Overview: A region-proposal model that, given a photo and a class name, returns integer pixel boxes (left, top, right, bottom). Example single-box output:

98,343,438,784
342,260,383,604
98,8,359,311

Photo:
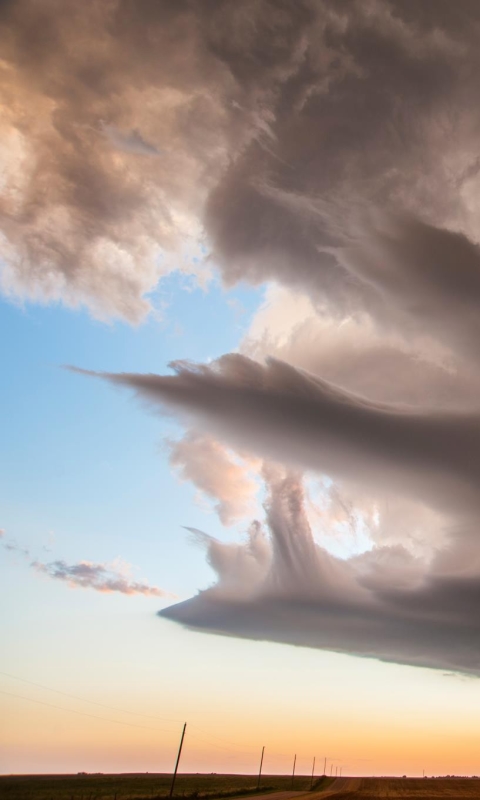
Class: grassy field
3,774,480,800
0,772,324,800
327,777,480,799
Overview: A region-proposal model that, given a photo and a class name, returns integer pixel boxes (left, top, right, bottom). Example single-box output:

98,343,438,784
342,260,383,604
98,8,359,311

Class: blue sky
1,275,262,599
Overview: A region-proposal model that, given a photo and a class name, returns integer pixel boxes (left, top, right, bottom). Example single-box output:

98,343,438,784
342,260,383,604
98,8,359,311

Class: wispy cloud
2,533,171,598
32,558,172,597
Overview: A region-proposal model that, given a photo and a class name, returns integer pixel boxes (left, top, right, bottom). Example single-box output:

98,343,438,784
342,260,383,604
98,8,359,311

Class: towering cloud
9,1,480,671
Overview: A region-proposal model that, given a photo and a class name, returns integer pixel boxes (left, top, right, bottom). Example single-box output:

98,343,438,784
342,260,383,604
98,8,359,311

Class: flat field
324,777,480,799
2,775,480,800
0,772,317,800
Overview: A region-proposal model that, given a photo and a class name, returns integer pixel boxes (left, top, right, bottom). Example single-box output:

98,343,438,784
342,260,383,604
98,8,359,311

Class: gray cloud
86,351,480,671
33,557,171,597
161,471,480,675
13,0,480,672
1,535,30,558
100,123,162,157
91,355,480,518
4,1,480,326
242,285,480,409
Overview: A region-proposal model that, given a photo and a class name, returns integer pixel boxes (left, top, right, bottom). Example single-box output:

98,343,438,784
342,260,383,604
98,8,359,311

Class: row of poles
169,723,343,797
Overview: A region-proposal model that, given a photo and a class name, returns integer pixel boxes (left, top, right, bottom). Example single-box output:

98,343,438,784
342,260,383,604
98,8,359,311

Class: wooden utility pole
257,746,265,790
323,757,327,776
169,722,187,798
291,754,297,789
310,756,316,789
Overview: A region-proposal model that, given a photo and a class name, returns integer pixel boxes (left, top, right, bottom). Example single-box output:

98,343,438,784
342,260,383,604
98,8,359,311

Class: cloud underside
100,356,480,518
161,473,480,675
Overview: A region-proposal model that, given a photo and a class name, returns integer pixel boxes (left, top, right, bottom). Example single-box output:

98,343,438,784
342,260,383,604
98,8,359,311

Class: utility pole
330,764,333,776
335,766,338,777
291,754,297,789
310,757,316,789
169,722,187,798
323,757,327,776
257,746,265,790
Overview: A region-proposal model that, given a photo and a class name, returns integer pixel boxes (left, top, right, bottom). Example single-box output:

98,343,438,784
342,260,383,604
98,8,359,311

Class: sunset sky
2,0,480,779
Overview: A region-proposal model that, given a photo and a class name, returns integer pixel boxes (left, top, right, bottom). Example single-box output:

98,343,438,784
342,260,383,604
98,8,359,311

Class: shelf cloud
77,351,480,673
161,471,480,675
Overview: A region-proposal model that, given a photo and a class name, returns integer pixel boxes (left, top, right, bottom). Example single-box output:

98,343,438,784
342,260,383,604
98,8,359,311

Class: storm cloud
4,1,480,326
15,0,480,671
81,347,480,673
95,356,480,518
161,471,480,675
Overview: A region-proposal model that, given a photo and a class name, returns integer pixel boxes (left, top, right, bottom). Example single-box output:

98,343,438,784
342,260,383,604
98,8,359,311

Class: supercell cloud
8,1,480,671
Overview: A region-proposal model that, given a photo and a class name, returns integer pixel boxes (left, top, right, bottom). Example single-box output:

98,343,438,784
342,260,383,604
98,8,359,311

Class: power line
0,670,180,724
0,690,175,732
0,670,259,753
0,671,291,762
0,670,262,752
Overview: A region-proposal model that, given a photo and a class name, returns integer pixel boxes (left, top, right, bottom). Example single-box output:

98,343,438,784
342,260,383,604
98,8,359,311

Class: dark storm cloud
160,472,480,675
337,216,480,364
3,0,480,329
89,355,480,516
13,0,480,671
81,346,480,672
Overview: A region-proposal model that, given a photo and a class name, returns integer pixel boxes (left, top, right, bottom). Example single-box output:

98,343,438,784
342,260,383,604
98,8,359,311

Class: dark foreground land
2,775,480,800
0,773,321,800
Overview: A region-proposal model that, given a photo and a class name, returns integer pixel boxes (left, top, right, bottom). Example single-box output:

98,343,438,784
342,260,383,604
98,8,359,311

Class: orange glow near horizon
2,618,480,778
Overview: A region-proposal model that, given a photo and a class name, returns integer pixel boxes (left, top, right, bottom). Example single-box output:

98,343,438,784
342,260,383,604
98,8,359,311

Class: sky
2,0,480,779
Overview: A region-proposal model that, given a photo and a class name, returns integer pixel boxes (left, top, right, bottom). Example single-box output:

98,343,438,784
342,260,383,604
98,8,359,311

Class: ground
1,775,480,800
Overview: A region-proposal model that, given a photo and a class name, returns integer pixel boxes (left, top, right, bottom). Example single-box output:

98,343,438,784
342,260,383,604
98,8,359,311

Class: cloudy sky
3,0,480,779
